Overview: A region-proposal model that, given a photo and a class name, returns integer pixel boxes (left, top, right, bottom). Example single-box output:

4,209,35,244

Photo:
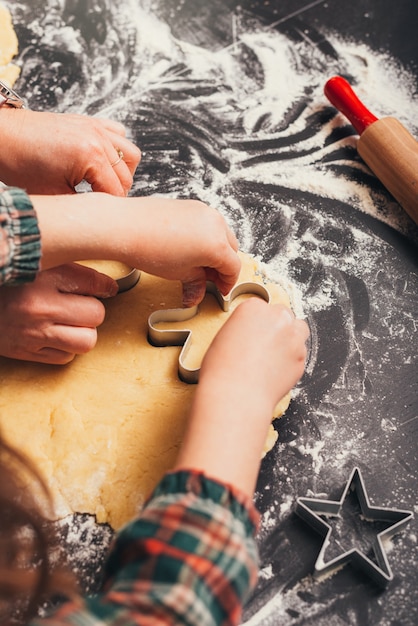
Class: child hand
33,194,240,308
175,298,310,496
200,298,309,415
122,197,242,306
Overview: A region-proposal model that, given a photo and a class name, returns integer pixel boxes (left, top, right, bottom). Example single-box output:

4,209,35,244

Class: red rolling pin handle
324,76,378,135
324,75,418,225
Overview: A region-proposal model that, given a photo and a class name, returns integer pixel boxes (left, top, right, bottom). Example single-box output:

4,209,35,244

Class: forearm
32,193,186,270
174,378,273,498
31,193,240,302
0,108,27,187
32,192,131,269
174,299,309,498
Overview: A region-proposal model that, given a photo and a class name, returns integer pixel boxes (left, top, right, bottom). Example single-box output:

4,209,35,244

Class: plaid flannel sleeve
35,470,261,626
0,184,41,285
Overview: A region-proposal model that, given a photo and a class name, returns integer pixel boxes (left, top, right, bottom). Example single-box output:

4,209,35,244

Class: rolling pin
324,75,418,225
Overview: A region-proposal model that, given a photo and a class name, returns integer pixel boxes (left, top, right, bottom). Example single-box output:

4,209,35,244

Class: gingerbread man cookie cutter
116,268,141,293
296,467,413,588
148,280,270,383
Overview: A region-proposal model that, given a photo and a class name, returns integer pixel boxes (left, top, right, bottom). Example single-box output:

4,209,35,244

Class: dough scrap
0,252,291,529
0,4,20,85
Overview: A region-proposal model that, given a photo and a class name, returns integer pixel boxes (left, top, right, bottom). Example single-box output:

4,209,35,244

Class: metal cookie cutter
148,280,270,383
116,268,141,293
296,467,413,588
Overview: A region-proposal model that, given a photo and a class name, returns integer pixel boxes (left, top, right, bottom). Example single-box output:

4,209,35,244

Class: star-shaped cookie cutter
295,467,413,587
148,280,270,383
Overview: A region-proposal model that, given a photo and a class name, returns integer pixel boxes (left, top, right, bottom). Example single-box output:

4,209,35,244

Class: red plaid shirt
33,471,260,626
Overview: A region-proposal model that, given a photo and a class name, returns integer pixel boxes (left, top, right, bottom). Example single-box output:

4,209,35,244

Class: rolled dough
0,3,20,85
0,253,291,530
0,249,290,529
0,9,293,530
0,3,296,529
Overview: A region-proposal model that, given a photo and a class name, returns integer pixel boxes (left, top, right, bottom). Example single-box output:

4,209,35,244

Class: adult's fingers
38,265,114,329
30,325,99,365
226,226,239,252
81,128,141,196
86,152,133,196
95,117,142,176
53,263,118,299
95,117,127,136
39,324,99,358
20,347,77,365
9,316,101,365
68,116,140,195
45,292,107,328
106,130,142,177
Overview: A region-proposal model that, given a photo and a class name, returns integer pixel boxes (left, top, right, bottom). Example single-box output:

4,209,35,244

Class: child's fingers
182,275,207,308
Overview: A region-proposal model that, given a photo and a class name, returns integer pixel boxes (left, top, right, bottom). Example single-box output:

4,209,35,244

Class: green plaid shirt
0,185,41,285
33,471,260,626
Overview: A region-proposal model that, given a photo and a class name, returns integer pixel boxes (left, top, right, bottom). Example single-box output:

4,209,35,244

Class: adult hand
0,263,117,364
0,108,141,196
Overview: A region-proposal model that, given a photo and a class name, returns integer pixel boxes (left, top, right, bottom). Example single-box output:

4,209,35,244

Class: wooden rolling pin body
324,76,418,225
358,117,418,224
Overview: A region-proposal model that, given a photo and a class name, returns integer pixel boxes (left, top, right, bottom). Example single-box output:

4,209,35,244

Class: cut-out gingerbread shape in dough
148,280,270,383
0,252,292,529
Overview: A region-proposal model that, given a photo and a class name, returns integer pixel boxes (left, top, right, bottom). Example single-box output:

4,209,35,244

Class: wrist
0,107,30,185
175,380,273,498
32,192,127,269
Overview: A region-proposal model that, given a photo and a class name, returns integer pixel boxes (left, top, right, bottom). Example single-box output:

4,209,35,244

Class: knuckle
115,121,127,135
80,134,104,163
188,199,210,213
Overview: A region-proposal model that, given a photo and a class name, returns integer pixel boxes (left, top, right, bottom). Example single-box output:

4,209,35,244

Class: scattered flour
6,2,418,623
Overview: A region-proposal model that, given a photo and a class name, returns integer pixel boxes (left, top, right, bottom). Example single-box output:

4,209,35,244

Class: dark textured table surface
8,1,418,624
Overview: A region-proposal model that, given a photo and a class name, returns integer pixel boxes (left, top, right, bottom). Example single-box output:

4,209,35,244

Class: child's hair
0,429,76,624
